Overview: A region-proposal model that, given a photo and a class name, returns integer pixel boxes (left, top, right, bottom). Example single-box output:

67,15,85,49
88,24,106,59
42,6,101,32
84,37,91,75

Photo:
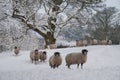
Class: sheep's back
49,55,62,66
66,53,82,64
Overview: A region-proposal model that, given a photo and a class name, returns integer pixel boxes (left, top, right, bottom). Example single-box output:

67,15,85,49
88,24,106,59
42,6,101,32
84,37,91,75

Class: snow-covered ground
0,45,120,80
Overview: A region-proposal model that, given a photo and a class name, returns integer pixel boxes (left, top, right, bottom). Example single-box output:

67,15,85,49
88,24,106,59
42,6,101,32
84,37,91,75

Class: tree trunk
44,31,56,48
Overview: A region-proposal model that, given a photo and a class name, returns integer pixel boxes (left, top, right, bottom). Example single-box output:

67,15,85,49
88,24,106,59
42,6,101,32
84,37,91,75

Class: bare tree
110,23,120,44
11,0,103,47
90,7,118,40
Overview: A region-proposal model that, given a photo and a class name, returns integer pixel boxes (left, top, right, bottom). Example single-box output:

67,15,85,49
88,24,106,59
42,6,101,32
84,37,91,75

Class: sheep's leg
53,64,56,69
50,64,53,68
31,59,33,63
68,65,71,69
35,59,38,64
56,65,59,68
50,66,53,68
81,63,83,69
35,61,37,64
15,53,17,56
53,66,55,69
77,64,79,68
49,63,53,68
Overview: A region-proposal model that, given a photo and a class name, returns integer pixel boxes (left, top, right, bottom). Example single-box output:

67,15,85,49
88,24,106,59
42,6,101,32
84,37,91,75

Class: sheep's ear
43,51,46,55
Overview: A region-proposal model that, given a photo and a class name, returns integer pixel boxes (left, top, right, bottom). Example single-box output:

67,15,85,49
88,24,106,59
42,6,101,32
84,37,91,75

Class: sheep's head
54,52,60,56
82,49,88,55
14,46,17,49
35,49,38,54
43,51,47,55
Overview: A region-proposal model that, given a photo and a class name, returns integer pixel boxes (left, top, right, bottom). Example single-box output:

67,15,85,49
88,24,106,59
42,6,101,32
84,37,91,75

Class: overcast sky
105,0,120,10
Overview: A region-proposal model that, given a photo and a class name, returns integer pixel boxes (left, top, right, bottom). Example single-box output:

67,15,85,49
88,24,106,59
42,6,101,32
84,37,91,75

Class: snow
0,45,120,80
57,12,68,22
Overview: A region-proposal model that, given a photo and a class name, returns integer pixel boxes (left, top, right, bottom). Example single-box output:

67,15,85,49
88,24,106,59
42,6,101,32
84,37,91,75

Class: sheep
39,51,47,62
100,40,112,45
49,44,57,49
107,40,112,45
44,44,57,49
101,40,107,45
83,40,88,46
14,46,19,56
91,39,98,45
76,40,83,47
49,52,62,69
30,49,40,64
65,49,88,69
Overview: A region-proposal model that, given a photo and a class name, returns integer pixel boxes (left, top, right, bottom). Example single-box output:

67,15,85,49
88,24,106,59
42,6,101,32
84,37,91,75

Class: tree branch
0,15,8,22
27,23,46,37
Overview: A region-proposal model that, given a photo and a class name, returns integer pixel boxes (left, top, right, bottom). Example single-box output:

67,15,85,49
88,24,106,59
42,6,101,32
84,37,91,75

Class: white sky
105,0,120,10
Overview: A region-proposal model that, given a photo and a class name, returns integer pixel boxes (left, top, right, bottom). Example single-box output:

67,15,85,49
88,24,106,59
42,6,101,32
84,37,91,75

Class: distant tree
90,7,118,40
0,25,8,52
110,23,120,44
11,0,103,47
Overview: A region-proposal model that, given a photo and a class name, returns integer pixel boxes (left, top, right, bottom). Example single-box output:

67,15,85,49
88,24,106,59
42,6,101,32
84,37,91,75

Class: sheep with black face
65,49,88,69
49,52,62,69
39,51,47,62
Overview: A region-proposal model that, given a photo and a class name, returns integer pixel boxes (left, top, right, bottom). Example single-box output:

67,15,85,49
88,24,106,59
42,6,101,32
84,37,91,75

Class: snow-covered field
0,45,120,80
